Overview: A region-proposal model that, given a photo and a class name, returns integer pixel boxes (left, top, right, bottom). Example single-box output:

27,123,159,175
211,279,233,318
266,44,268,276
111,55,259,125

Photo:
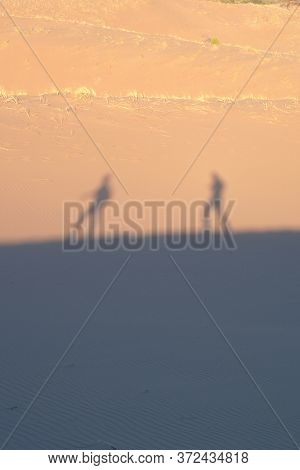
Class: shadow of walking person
79,174,112,226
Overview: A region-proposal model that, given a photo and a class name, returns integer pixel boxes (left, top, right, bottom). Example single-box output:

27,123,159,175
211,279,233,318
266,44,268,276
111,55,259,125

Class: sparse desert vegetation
209,36,221,46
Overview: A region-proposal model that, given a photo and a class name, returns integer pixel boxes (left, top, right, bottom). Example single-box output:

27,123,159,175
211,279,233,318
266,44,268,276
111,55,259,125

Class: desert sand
1,233,300,449
1,0,300,240
0,0,300,451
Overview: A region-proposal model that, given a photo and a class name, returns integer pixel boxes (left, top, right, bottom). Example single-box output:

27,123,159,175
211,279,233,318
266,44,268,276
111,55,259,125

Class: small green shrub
210,37,221,46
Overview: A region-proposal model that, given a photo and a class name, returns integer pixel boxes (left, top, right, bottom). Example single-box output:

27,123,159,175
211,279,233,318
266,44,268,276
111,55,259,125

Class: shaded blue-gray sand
0,232,299,449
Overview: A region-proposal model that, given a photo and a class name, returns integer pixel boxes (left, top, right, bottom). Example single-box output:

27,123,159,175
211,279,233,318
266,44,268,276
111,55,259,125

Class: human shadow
78,174,112,225
204,172,226,231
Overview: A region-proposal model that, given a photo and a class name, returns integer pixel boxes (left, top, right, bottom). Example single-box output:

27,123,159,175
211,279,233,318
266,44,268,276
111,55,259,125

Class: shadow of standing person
204,172,225,232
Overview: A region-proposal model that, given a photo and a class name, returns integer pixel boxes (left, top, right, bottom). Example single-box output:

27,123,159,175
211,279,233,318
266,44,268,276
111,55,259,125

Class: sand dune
1,1,300,240
0,233,299,449
1,1,300,98
1,1,300,451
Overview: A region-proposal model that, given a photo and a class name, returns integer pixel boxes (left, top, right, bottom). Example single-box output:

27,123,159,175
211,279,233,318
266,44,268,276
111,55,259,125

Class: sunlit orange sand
1,1,300,241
